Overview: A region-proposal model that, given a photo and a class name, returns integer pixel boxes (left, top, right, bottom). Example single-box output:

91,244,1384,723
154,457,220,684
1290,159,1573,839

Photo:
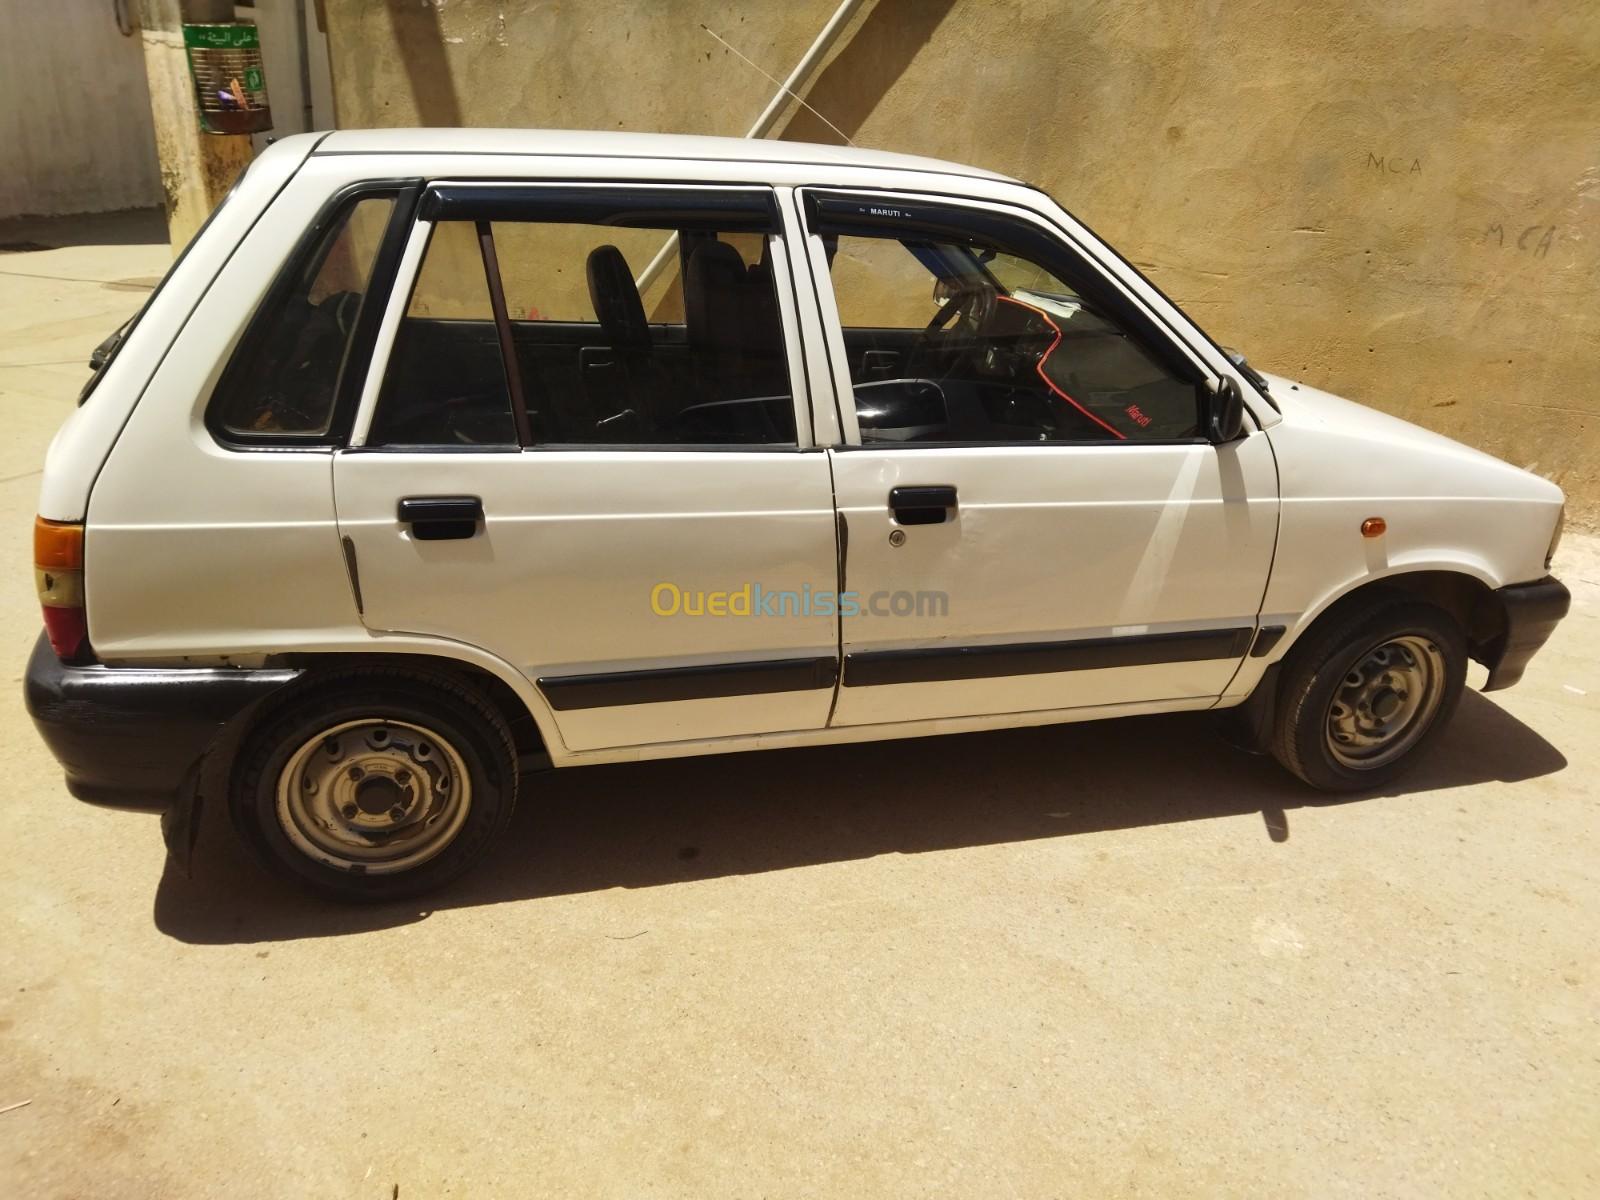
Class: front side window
372,194,795,448
210,194,397,440
818,208,1200,445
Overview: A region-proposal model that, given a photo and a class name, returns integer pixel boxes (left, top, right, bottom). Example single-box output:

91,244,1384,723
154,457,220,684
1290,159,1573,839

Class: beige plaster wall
323,0,1600,521
0,0,162,219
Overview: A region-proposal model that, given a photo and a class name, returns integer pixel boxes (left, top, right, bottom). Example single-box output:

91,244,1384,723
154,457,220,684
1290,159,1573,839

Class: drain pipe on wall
732,0,868,143
634,0,869,294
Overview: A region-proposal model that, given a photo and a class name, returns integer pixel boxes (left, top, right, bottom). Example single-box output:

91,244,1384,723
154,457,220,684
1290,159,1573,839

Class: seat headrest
685,240,752,353
585,244,649,351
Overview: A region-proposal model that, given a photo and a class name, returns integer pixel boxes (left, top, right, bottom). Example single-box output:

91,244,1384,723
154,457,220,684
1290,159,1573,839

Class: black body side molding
842,627,1254,687
538,656,839,711
1250,624,1286,658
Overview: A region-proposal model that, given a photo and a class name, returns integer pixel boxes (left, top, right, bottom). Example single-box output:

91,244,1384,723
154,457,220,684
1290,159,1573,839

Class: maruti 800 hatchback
27,131,1569,899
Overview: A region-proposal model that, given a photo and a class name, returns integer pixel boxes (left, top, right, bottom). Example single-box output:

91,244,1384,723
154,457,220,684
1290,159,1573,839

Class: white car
26,130,1569,900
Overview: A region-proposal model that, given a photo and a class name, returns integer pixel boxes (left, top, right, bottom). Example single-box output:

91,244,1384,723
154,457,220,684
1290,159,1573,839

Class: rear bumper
1482,576,1571,692
23,631,300,810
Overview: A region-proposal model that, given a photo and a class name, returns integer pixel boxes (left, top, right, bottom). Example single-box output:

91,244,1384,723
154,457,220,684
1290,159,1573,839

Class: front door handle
860,349,901,379
889,485,957,526
397,495,484,541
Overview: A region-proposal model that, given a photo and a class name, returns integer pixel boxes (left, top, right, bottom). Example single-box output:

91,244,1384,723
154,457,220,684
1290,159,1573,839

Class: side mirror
1206,376,1246,443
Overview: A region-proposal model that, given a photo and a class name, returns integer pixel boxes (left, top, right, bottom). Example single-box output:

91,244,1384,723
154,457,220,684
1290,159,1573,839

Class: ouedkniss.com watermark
651,582,948,618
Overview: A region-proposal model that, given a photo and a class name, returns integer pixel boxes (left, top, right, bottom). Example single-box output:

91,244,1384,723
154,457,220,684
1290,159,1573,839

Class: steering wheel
916,283,996,354
904,283,996,381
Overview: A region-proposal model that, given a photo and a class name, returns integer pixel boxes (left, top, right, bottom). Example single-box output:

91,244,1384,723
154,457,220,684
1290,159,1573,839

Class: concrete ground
1,220,1597,1199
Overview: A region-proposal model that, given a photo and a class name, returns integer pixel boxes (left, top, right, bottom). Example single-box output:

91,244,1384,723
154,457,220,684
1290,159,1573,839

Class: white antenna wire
700,23,857,147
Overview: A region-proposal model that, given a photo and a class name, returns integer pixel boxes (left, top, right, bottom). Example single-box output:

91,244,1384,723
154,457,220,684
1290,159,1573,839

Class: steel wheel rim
275,718,472,874
1324,634,1446,769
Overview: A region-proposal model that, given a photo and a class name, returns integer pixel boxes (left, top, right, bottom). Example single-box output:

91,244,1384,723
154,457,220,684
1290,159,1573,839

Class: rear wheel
1272,595,1467,791
229,669,518,901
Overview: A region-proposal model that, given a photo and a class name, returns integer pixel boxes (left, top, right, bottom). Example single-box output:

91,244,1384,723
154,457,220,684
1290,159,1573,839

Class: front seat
585,244,651,356
583,244,653,434
685,240,757,399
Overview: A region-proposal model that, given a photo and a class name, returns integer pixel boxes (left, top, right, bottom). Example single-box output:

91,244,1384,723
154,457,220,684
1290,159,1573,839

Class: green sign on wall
182,22,273,136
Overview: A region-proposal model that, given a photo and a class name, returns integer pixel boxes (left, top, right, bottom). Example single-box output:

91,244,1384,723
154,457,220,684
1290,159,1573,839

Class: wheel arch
1275,566,1508,673
271,651,551,764
170,644,553,873
1220,566,1506,755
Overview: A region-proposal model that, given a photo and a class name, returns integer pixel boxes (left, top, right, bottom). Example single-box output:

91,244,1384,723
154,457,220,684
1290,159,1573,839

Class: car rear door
333,182,840,753
791,188,1280,728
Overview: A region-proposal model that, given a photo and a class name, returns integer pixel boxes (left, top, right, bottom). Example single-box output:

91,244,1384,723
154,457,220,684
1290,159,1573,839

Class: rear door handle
889,485,957,526
397,495,484,541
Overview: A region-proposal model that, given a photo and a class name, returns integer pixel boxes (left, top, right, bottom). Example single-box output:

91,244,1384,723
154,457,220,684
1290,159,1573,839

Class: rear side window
209,194,398,442
369,187,795,449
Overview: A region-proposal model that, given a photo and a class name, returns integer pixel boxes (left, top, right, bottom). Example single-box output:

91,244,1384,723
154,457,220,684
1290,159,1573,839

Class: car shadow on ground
151,690,1565,944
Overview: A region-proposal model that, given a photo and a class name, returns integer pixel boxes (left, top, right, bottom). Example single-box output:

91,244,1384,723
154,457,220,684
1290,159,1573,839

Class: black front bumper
1482,575,1571,692
24,631,301,811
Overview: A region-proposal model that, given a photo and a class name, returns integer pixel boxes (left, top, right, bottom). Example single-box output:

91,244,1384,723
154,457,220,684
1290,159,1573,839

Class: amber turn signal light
34,515,83,568
34,516,88,661
1361,516,1387,538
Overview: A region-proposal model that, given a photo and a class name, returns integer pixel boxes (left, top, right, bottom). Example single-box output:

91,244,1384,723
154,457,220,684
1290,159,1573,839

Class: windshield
983,251,1077,302
1029,186,1278,412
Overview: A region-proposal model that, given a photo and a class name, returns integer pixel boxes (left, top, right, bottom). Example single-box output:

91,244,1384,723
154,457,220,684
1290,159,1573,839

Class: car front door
334,183,840,753
794,189,1279,728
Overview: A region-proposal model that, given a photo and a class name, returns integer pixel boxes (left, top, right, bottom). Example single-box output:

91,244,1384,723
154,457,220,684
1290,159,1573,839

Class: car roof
313,128,1018,185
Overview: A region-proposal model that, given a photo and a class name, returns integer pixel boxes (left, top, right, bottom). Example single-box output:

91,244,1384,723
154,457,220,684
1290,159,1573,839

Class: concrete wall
0,0,163,219
321,0,1600,522
248,0,338,152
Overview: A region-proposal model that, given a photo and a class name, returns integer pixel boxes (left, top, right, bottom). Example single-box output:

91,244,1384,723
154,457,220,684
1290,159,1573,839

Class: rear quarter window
207,191,401,444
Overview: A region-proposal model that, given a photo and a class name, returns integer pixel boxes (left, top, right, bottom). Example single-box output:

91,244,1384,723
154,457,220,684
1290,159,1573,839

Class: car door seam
824,447,847,728
1211,428,1286,705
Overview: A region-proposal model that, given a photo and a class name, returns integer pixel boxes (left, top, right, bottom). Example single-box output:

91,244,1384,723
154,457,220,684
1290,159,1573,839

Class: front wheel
229,669,518,901
1272,596,1467,791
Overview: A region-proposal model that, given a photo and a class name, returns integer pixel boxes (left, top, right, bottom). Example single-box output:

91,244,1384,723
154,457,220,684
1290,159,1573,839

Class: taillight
34,516,89,661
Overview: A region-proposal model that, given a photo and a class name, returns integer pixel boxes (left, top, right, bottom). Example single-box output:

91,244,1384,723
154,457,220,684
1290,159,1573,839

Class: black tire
229,667,518,901
1271,592,1467,791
